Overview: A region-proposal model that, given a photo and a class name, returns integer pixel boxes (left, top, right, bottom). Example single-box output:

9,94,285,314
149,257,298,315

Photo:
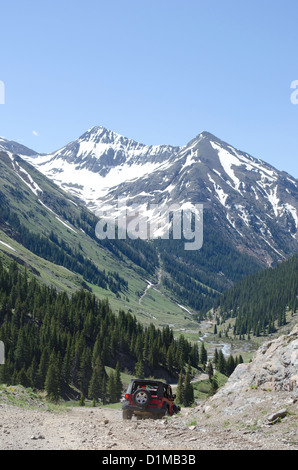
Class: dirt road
0,397,297,451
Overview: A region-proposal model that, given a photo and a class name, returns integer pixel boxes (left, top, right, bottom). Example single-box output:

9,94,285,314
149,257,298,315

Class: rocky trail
0,391,297,451
0,393,294,451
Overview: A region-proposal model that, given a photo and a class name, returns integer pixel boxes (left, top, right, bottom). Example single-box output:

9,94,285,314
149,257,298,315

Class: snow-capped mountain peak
17,127,298,264
21,127,181,204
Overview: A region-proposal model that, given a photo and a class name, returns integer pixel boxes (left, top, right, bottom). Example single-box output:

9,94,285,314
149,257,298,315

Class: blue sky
1,0,298,177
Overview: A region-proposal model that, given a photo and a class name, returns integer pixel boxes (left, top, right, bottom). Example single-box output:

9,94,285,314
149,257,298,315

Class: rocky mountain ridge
18,127,298,265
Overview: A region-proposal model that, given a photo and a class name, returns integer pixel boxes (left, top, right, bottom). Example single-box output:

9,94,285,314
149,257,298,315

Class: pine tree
135,357,145,379
88,358,102,401
176,370,184,405
115,362,123,402
45,352,60,402
62,341,72,385
226,355,236,376
17,364,30,388
183,363,194,407
214,348,219,366
200,342,208,368
78,347,92,397
108,370,117,403
27,357,38,387
166,344,174,371
14,329,29,369
101,374,107,405
206,361,214,381
189,343,199,368
210,374,218,395
216,350,226,375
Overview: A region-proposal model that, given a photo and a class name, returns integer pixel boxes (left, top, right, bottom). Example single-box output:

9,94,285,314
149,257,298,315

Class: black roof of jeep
126,379,170,393
129,379,170,386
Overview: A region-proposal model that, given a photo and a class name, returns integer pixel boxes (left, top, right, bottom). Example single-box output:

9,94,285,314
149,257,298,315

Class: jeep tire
133,389,151,407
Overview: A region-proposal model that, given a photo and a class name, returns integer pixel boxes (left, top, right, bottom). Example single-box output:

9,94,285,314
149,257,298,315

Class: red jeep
122,379,180,420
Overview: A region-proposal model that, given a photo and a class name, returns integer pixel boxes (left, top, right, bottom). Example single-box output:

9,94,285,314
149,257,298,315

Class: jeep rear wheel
133,389,151,407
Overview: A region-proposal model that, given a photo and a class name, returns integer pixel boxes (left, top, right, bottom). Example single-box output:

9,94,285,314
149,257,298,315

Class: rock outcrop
197,324,298,430
216,324,298,397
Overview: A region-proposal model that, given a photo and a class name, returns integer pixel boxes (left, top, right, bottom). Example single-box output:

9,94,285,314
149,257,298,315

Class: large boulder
216,324,298,398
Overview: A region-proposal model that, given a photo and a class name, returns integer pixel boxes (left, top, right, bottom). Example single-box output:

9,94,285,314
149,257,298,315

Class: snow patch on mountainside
29,156,165,201
207,173,229,207
210,141,242,192
284,203,298,230
38,199,77,233
6,152,43,196
0,241,16,252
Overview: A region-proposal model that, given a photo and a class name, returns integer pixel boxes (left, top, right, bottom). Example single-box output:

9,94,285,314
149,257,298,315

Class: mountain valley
0,127,297,415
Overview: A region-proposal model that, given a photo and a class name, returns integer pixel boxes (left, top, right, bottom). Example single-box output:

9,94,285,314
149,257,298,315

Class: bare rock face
199,324,298,426
194,325,298,444
252,324,298,393
216,324,298,398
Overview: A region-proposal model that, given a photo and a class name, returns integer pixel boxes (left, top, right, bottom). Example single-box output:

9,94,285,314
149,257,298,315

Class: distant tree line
213,254,298,337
